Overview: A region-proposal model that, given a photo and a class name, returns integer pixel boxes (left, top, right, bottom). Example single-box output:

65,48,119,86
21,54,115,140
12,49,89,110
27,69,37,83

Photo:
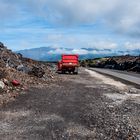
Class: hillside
17,47,119,61
0,42,55,105
80,55,140,73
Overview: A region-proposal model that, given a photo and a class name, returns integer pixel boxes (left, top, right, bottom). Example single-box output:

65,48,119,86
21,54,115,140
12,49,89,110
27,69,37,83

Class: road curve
89,68,140,87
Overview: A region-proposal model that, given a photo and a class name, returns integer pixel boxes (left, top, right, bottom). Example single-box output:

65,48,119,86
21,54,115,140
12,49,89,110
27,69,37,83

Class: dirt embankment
0,42,56,105
80,55,140,73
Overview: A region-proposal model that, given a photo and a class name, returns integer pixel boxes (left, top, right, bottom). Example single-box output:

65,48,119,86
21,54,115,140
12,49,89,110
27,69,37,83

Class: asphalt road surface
0,68,140,140
89,68,140,87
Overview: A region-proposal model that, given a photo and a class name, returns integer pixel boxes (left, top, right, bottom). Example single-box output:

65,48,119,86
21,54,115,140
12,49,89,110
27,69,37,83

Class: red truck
57,54,79,74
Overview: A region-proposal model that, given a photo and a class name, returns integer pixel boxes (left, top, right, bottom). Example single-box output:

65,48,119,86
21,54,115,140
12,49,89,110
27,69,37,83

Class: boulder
0,81,5,89
0,69,7,79
0,42,5,48
28,66,45,78
17,64,31,73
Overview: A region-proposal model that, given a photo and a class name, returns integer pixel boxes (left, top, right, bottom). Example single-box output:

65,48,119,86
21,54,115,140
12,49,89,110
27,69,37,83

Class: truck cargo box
57,54,79,74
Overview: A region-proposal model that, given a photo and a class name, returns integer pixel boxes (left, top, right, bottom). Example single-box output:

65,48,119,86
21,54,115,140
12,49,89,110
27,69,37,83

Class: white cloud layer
48,47,115,55
48,48,89,55
0,0,140,53
125,42,140,50
1,0,140,35
0,0,18,20
25,0,140,36
87,41,117,50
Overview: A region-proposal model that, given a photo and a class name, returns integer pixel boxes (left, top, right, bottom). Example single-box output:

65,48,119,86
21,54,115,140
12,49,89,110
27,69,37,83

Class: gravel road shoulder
0,68,140,140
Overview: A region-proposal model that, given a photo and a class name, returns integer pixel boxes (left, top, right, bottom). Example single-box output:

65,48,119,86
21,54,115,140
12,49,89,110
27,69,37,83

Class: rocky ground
0,42,56,106
80,55,140,73
0,68,140,140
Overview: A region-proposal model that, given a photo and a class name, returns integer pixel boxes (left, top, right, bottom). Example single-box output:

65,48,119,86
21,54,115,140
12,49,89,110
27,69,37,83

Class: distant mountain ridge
17,47,140,61
17,47,58,61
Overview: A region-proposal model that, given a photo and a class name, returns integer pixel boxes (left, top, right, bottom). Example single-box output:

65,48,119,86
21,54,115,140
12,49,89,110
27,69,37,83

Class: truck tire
62,70,65,74
73,67,78,74
68,70,71,74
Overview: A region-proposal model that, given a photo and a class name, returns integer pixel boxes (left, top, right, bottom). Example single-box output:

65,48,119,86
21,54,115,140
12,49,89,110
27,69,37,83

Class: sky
0,0,140,55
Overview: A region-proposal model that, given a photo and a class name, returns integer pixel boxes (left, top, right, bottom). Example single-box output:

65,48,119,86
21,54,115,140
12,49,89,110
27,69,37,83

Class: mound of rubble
0,42,56,105
81,55,140,73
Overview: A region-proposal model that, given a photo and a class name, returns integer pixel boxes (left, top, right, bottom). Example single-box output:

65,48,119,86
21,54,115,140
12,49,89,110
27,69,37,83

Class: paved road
89,68,140,87
0,68,140,140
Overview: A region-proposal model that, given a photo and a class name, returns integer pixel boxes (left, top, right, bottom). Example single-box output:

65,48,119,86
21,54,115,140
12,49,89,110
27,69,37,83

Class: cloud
0,0,21,21
46,34,63,42
87,41,117,50
71,49,89,55
45,33,118,50
106,0,140,36
125,42,140,50
48,44,115,55
26,0,140,36
1,0,140,36
48,48,69,54
28,0,117,23
0,0,140,55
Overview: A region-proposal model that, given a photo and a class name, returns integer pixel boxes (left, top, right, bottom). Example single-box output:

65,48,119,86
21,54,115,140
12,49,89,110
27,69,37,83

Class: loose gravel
0,68,139,140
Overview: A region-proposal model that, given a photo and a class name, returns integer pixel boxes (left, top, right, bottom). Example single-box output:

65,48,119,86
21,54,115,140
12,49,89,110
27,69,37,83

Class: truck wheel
75,71,78,74
73,67,78,74
62,70,65,74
